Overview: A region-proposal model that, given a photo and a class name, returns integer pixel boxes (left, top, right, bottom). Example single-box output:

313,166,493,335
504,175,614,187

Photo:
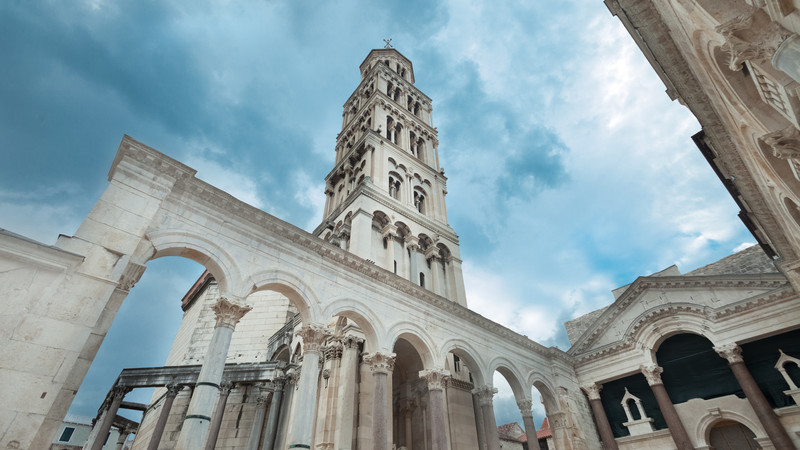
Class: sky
0,0,756,433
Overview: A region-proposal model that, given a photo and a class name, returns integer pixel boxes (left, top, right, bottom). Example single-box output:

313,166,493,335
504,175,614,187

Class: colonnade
83,292,554,450
583,343,795,450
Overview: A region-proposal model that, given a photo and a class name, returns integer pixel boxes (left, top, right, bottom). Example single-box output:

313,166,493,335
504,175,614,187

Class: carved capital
714,343,744,364
296,324,331,355
472,385,498,406
582,383,602,400
548,411,568,429
364,352,396,374
381,224,398,240
165,384,181,398
256,394,270,406
220,381,234,395
212,297,252,329
516,399,534,417
342,334,363,350
640,365,664,386
419,369,450,391
762,126,800,160
716,12,792,70
425,246,440,262
324,340,343,361
405,235,419,251
117,262,146,292
111,385,131,399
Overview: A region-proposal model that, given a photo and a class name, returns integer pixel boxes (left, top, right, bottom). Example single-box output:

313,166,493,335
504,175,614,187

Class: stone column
204,381,233,450
382,225,397,273
364,352,396,450
473,386,500,450
715,344,795,449
471,392,487,450
406,236,419,284
516,399,541,450
147,384,181,450
582,383,618,450
287,324,331,450
176,297,251,450
365,146,375,182
426,250,442,296
88,386,130,450
261,378,285,450
323,186,333,217
114,427,133,450
247,388,271,450
641,365,692,450
335,335,363,450
420,369,450,450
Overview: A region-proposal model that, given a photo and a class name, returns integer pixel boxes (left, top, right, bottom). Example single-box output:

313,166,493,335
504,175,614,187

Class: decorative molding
516,399,534,417
296,324,331,355
582,383,602,400
419,369,450,391
341,334,363,350
472,385,498,406
716,12,792,71
762,126,800,161
117,261,146,292
212,297,252,329
640,365,664,386
364,352,396,374
714,343,744,364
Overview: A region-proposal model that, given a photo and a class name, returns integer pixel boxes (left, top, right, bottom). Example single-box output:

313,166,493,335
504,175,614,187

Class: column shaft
146,386,179,450
261,383,284,450
247,392,270,450
588,398,618,450
334,336,361,450
472,394,487,450
649,383,693,450
427,389,448,450
204,385,232,450
729,361,794,449
175,298,250,450
373,372,390,450
430,257,443,296
481,403,501,450
287,325,330,449
90,387,128,450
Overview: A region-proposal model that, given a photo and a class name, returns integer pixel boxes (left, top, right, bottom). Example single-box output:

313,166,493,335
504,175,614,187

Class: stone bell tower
313,48,467,306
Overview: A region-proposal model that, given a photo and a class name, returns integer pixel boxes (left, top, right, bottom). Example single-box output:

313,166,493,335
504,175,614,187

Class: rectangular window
454,355,461,372
59,427,75,442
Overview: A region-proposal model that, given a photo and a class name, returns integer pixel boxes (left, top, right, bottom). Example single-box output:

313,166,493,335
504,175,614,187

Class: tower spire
313,48,467,306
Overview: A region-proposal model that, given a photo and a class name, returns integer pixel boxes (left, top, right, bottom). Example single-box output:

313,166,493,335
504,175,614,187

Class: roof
497,422,526,441
537,417,552,439
685,245,777,276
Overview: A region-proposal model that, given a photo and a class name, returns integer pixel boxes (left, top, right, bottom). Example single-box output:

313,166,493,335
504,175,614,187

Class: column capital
296,324,331,355
516,399,533,418
110,385,131,400
323,340,343,361
640,364,664,386
341,334,364,350
364,351,396,375
472,385,498,406
405,235,419,250
419,369,450,391
582,383,602,400
381,223,398,239
219,381,234,395
212,297,252,329
714,343,744,364
165,384,181,397
256,394,270,406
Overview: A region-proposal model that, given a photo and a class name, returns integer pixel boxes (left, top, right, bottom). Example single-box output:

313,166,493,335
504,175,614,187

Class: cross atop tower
383,38,393,49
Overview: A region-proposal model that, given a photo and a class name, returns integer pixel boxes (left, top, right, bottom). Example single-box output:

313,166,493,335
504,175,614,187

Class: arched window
388,175,402,201
394,123,402,146
419,272,425,288
386,117,394,140
387,81,393,97
413,101,420,116
413,190,425,214
409,132,417,157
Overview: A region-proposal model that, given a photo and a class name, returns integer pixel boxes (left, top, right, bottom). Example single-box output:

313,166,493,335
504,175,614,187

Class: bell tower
313,48,467,306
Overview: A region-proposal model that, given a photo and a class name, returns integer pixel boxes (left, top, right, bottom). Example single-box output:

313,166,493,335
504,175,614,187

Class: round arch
628,307,718,364
487,356,528,400
146,229,242,296
439,338,488,386
322,298,385,352
387,322,437,368
695,409,767,448
246,269,322,324
527,372,560,413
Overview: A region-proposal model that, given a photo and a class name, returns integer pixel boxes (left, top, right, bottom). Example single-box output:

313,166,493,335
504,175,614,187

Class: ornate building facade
3,4,800,448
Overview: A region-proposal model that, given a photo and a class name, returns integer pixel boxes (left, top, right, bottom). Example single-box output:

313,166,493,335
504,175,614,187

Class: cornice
570,282,796,363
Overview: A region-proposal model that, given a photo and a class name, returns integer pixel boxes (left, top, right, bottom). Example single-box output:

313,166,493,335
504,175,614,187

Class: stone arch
387,323,436,368
695,410,767,448
146,229,242,296
322,298,385,352
270,344,291,363
246,269,321,324
439,338,488,386
487,356,528,400
528,372,560,413
629,307,718,364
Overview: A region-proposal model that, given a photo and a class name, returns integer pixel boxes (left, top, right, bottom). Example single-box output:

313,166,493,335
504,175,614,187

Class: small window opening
453,355,461,372
393,260,397,274
420,272,425,288
59,427,75,442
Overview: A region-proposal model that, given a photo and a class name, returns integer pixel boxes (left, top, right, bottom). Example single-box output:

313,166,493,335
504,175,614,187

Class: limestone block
10,314,91,354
